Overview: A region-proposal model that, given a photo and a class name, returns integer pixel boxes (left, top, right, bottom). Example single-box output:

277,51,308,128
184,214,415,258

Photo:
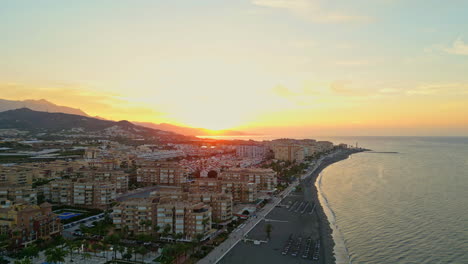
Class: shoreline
302,148,366,264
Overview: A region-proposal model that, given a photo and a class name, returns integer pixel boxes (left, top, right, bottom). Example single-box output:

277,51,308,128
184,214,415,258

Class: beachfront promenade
198,153,333,264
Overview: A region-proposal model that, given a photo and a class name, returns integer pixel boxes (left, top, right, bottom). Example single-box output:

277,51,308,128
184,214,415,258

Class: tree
45,247,67,264
162,224,171,238
265,223,273,240
14,258,32,264
65,240,79,262
135,246,148,262
202,218,210,234
123,247,133,261
18,245,39,260
0,256,9,264
174,232,184,241
104,233,121,260
117,245,126,260
82,252,92,262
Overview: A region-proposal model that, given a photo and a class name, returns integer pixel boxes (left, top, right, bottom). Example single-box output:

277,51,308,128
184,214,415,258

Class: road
197,152,336,264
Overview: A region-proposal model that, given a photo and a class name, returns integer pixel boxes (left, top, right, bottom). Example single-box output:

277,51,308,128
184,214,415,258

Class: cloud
251,0,371,23
443,38,468,55
334,60,370,66
406,83,468,95
330,80,355,94
272,85,296,97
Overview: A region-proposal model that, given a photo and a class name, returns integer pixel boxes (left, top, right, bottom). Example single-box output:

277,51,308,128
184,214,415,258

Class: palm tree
19,245,39,261
117,245,126,260
174,232,184,241
45,247,67,264
91,243,99,257
123,247,133,261
265,223,273,240
202,218,210,233
82,252,92,262
65,240,79,262
135,246,148,262
162,224,171,238
14,258,32,264
104,233,121,260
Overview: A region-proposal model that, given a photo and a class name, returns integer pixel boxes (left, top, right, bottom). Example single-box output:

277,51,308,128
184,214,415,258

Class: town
0,124,349,264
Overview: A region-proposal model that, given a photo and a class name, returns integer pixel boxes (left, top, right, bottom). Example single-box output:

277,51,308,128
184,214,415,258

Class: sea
315,136,468,264
200,135,468,264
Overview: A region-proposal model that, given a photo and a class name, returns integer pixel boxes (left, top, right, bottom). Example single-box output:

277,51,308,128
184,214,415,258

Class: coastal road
198,151,338,264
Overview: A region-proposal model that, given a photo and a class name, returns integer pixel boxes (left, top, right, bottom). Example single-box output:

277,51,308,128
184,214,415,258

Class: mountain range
0,108,195,142
0,98,249,136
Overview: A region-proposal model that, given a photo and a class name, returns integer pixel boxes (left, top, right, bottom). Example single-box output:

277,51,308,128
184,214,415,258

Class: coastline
303,149,366,264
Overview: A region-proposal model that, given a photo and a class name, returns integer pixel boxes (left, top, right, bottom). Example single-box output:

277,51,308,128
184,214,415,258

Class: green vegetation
32,178,55,188
45,247,67,264
263,160,309,183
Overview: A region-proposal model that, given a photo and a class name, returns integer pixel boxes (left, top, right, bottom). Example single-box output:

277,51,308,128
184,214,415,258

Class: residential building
137,161,187,186
112,198,157,234
219,168,277,192
0,185,37,205
0,202,61,248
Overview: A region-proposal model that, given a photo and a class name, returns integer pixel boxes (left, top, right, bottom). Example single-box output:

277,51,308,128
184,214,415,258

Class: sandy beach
219,148,364,264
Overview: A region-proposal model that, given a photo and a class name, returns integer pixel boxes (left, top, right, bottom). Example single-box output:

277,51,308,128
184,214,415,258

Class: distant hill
0,98,89,116
0,98,251,137
133,121,250,136
0,108,190,140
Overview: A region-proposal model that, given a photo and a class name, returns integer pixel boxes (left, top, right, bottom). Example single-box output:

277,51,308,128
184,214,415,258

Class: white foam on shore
316,171,352,264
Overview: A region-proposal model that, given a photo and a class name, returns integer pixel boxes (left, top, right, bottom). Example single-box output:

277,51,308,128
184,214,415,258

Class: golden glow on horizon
1,1,468,135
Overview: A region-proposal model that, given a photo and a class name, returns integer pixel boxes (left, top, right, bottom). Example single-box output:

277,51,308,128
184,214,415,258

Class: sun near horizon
1,1,468,136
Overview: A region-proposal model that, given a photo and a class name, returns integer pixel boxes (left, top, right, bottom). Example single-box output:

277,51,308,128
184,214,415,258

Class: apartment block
236,145,267,158
220,168,277,192
0,185,37,205
0,166,34,186
79,169,129,194
112,198,157,234
73,180,116,209
271,145,306,162
137,161,187,186
0,202,61,248
48,180,74,205
220,180,257,203
189,193,233,222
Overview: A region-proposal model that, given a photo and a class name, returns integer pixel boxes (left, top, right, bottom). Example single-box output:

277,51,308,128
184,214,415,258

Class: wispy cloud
334,60,370,66
406,83,468,95
251,0,372,23
443,38,468,55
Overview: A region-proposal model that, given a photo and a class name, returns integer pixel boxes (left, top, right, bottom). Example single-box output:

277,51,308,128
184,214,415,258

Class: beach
219,148,364,264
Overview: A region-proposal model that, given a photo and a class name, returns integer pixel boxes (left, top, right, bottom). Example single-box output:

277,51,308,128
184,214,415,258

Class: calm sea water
315,137,468,264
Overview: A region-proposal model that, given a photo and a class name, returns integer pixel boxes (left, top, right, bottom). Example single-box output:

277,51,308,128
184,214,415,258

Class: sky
1,0,468,136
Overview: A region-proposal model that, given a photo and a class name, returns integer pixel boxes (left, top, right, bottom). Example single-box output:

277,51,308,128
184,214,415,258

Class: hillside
0,108,190,141
0,98,89,116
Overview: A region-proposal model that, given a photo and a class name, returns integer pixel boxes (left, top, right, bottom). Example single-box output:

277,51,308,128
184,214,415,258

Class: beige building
48,180,74,205
137,161,187,186
189,193,233,222
0,185,37,205
0,202,61,248
112,198,157,234
219,168,277,192
0,166,34,186
79,169,129,194
73,180,116,209
271,145,306,162
114,198,212,239
44,179,116,209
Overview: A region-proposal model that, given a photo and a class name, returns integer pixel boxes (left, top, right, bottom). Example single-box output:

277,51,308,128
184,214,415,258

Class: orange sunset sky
1,1,468,136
